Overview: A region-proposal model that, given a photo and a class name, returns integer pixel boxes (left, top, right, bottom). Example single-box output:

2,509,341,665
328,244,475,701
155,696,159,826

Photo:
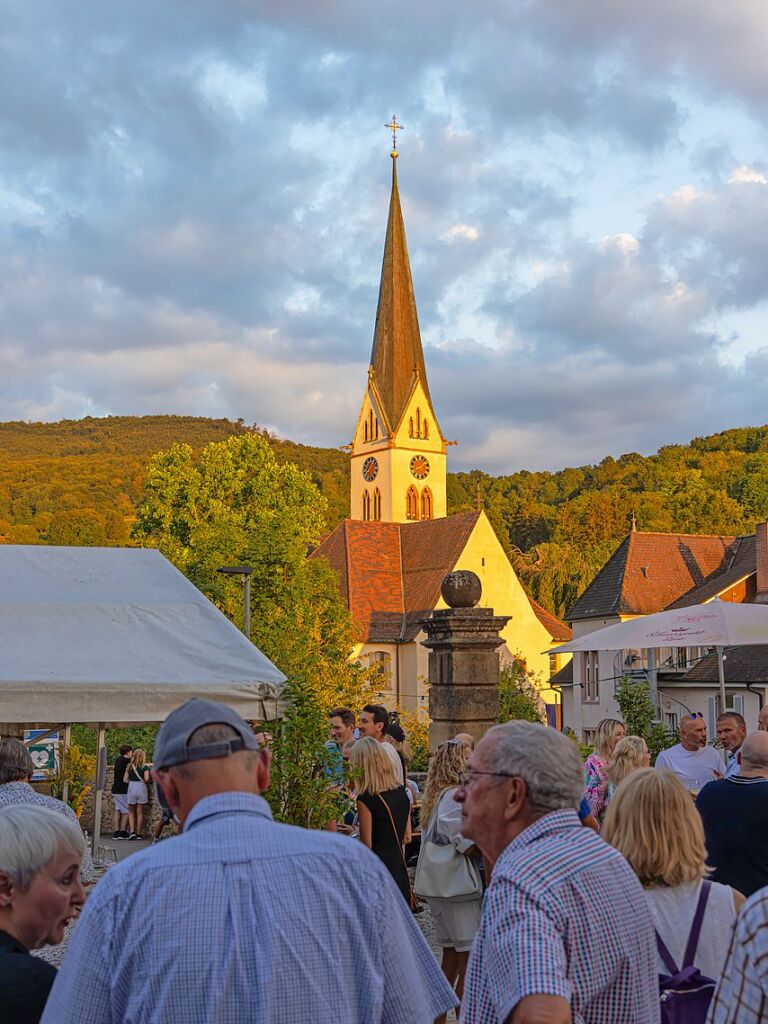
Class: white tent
0,545,286,723
0,545,287,850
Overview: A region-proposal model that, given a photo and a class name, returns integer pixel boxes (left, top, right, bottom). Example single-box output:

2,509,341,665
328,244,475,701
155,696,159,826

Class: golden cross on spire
385,115,404,154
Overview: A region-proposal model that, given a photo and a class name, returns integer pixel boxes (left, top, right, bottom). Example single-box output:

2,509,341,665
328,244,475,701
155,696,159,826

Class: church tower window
362,490,371,521
372,488,381,521
409,416,414,438
420,487,433,520
366,409,378,442
406,486,418,520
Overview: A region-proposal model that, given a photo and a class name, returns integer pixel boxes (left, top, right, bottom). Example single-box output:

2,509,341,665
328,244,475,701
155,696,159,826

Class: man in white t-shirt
655,714,723,791
358,704,404,785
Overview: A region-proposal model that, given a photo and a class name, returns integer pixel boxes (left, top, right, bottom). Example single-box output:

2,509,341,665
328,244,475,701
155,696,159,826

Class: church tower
350,128,447,523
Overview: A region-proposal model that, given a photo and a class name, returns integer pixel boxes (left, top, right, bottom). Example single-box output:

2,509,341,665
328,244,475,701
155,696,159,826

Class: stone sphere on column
440,570,482,609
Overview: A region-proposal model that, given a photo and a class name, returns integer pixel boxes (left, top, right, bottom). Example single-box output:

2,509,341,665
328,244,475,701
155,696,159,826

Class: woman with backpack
603,768,744,1022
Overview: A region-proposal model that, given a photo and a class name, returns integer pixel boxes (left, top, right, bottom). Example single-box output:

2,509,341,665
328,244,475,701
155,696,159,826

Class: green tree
498,661,545,723
131,434,371,825
614,676,675,762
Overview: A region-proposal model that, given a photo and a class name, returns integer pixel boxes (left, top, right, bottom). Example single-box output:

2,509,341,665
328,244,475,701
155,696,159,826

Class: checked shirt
461,809,659,1024
41,791,456,1024
707,888,768,1022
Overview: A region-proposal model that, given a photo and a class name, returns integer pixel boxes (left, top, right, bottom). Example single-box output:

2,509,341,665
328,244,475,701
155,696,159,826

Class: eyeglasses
457,770,519,788
690,712,704,719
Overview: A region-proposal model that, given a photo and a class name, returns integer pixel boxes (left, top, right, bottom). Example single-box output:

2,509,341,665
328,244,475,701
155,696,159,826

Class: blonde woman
123,748,150,840
606,735,650,801
603,769,743,985
583,718,625,824
418,740,481,1023
349,738,411,904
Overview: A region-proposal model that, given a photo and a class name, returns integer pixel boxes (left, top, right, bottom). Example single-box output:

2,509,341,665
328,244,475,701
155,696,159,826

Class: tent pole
62,724,71,806
92,724,106,857
716,645,727,716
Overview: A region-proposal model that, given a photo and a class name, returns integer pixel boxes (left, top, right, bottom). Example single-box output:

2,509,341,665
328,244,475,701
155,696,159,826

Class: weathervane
385,115,404,155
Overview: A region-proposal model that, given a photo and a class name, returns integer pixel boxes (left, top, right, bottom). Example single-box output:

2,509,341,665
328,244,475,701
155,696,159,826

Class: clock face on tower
410,455,430,480
362,457,379,482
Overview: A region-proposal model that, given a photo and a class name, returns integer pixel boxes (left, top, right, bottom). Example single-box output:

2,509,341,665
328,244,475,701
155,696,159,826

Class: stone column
422,571,509,751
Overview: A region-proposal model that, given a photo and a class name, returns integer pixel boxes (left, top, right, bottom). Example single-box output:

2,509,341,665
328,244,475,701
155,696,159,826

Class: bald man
655,714,722,791
697,731,768,897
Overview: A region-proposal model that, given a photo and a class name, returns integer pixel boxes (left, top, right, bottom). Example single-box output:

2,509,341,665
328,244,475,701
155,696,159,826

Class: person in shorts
112,745,132,839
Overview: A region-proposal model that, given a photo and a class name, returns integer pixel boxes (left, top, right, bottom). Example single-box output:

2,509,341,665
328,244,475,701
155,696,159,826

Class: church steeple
369,151,432,433
349,127,447,525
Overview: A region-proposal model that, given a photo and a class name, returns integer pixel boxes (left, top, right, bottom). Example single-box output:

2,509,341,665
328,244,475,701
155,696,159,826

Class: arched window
420,487,433,520
406,486,418,520
372,488,381,521
409,416,414,438
362,490,371,521
364,420,369,442
423,419,429,439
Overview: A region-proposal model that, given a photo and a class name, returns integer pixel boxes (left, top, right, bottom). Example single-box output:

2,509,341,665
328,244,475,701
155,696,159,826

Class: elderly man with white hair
456,722,659,1024
0,804,86,1023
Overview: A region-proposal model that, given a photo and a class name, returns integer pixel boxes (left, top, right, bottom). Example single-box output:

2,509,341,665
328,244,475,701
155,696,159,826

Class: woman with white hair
0,803,85,1022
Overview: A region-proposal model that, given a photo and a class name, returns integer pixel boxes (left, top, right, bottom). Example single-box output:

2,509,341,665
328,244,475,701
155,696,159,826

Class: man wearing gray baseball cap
42,698,456,1024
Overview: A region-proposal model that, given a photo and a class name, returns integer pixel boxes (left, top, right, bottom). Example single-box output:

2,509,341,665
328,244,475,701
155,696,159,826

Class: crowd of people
3,699,768,1021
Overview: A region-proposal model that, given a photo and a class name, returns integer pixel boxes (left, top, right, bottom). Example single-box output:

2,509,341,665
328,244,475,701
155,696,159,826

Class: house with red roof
556,522,768,741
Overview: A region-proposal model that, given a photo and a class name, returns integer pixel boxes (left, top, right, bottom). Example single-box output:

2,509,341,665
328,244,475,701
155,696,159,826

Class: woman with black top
0,804,85,1023
124,748,150,840
350,738,411,903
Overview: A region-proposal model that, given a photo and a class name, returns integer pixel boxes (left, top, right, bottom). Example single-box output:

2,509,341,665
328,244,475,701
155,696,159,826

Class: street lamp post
216,565,254,640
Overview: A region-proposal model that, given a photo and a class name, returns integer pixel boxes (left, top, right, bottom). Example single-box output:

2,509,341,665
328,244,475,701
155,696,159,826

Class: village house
557,521,768,742
312,145,570,715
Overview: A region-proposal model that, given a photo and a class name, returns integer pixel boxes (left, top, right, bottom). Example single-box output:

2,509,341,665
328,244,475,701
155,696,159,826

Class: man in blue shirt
42,699,456,1024
716,711,747,778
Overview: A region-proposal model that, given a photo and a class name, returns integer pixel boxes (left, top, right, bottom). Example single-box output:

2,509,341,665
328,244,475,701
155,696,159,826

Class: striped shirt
41,791,456,1024
461,809,659,1024
707,887,768,1023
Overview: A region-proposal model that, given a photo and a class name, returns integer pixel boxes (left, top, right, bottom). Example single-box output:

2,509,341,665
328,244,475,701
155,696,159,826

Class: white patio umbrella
549,599,768,713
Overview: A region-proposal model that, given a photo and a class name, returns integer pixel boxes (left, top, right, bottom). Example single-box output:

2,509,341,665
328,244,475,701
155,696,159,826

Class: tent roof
0,546,286,724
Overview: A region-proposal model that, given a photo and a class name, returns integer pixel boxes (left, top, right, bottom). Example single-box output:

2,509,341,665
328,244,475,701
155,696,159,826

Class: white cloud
729,165,768,185
443,223,480,243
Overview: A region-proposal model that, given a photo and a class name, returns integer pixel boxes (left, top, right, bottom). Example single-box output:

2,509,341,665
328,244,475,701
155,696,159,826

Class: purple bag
656,881,717,1024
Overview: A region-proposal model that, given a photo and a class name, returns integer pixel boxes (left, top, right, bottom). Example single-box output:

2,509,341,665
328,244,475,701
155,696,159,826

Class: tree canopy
2,414,768,620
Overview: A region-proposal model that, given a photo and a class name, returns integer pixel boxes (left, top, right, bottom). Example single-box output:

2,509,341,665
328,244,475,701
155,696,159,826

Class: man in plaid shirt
708,887,768,1022
456,721,659,1024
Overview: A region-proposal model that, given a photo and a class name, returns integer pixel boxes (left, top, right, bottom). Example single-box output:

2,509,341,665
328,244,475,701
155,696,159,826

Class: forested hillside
1,415,767,619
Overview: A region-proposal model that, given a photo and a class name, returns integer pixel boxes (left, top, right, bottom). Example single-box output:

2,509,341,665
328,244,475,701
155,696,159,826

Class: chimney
755,523,768,603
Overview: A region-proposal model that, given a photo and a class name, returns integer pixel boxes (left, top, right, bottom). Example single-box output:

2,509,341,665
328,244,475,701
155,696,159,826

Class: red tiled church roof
312,511,570,645
528,596,572,641
568,531,745,621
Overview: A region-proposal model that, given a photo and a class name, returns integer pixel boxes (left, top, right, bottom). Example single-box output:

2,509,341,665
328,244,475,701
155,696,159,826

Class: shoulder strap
378,793,404,845
655,932,680,976
682,881,711,968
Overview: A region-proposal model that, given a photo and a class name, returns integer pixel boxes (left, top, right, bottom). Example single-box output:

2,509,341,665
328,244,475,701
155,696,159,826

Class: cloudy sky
2,1,768,473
